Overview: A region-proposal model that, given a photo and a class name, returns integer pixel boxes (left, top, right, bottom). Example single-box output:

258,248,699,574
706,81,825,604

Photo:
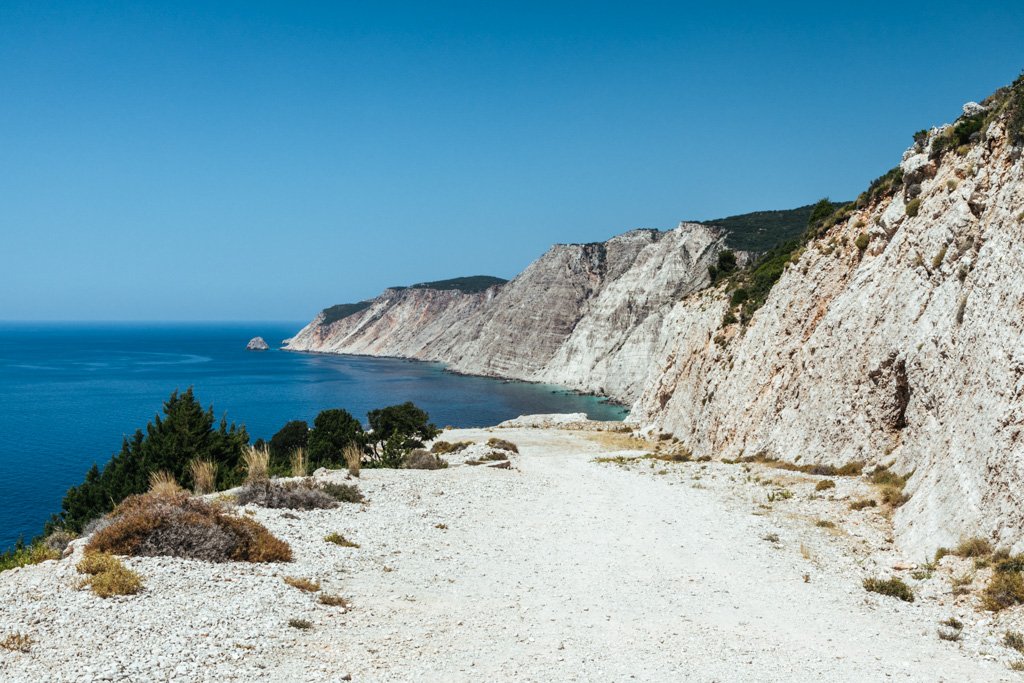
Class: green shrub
325,532,359,548
49,388,250,534
0,540,60,573
863,577,914,602
984,571,1024,611
953,537,993,558
854,232,870,252
308,409,364,469
320,482,365,504
906,198,922,217
77,552,143,598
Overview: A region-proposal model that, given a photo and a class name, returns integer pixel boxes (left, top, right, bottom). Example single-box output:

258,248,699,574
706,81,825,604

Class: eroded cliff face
631,112,1024,555
285,224,730,404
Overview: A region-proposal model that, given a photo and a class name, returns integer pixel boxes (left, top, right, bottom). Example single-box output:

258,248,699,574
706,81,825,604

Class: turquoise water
0,322,625,549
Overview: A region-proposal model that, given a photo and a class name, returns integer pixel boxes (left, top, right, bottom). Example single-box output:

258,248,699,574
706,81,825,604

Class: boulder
246,336,269,351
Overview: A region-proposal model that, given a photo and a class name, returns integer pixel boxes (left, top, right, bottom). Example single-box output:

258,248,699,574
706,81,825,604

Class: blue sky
2,1,1022,321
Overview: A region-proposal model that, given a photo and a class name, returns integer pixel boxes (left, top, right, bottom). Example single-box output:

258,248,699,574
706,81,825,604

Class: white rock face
632,120,1024,556
285,223,730,404
246,336,269,351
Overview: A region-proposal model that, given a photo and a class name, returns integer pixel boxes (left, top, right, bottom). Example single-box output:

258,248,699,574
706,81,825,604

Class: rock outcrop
246,337,269,351
289,77,1024,554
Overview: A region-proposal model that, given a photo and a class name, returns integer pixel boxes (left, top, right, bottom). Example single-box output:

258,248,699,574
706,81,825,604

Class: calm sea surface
0,322,625,549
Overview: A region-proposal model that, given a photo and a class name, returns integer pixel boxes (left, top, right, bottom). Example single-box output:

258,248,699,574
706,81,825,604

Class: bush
320,482,364,504
906,198,922,217
50,388,250,534
0,540,61,573
486,438,519,453
77,552,143,598
288,619,312,630
854,232,870,252
815,479,835,491
86,490,291,563
269,420,309,468
308,409,364,469
850,499,877,511
983,571,1024,611
1006,632,1024,653
879,485,909,507
236,480,339,510
953,537,993,558
404,449,448,470
863,577,914,602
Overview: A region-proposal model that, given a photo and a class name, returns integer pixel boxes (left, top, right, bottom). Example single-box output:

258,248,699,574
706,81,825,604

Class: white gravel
1,423,1020,681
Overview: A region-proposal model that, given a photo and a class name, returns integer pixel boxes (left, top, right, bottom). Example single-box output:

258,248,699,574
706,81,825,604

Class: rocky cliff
286,224,732,403
289,77,1024,554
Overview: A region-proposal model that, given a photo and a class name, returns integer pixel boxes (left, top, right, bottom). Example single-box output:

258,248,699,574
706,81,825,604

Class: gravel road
0,425,1015,681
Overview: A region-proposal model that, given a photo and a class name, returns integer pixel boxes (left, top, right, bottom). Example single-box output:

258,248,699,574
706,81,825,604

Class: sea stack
246,336,269,351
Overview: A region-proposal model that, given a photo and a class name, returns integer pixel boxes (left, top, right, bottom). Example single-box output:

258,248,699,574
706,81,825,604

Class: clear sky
2,1,1022,321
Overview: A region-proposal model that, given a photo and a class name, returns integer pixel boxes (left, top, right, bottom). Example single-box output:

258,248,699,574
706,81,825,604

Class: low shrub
319,593,349,608
283,576,320,592
850,499,877,511
1005,631,1024,653
288,619,312,630
320,482,364,504
0,632,33,653
879,484,909,507
404,449,448,470
815,479,836,491
431,441,472,455
236,480,339,510
85,490,291,563
996,554,1024,573
941,617,963,630
863,576,914,602
0,541,60,573
906,198,922,217
984,570,1024,611
815,519,836,528
76,551,143,598
486,437,519,453
325,532,358,548
953,537,993,558
854,232,871,252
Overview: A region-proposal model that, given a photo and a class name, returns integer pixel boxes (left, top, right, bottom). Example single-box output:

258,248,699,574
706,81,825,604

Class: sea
0,322,626,549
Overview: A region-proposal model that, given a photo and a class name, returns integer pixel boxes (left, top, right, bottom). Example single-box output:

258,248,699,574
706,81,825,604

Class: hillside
699,201,848,252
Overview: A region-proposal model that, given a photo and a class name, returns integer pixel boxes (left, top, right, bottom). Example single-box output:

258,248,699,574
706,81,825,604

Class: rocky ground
2,418,1023,681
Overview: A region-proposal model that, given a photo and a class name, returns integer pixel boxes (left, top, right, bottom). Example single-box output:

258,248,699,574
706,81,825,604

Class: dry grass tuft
189,459,218,495
0,632,33,653
76,551,143,598
863,576,914,602
318,593,349,608
342,444,362,478
148,470,182,497
850,498,877,511
288,618,312,630
325,532,359,548
815,479,836,491
86,490,291,563
283,576,320,592
289,448,307,478
585,431,652,452
242,444,271,483
815,519,836,528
